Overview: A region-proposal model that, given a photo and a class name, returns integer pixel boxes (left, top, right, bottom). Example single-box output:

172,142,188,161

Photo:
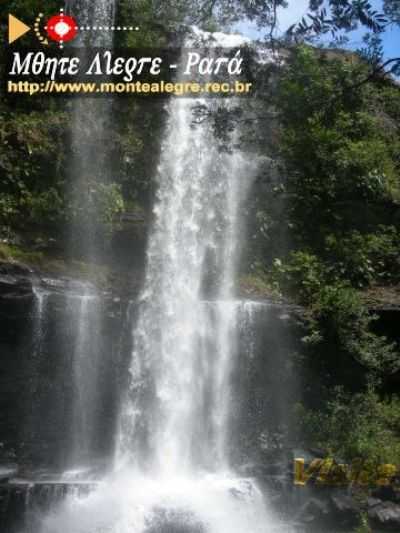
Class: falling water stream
63,0,115,469
35,22,293,533
117,102,256,474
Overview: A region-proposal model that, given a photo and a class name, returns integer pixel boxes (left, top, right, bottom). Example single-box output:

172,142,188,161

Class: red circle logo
46,14,78,43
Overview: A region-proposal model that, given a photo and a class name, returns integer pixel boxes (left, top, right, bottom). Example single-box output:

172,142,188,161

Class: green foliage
239,266,278,298
0,242,113,287
292,0,388,37
117,0,290,39
121,0,393,43
354,513,372,533
297,387,400,465
271,227,400,301
114,99,166,203
278,47,400,239
0,195,19,224
4,0,60,19
0,108,68,228
323,227,400,287
273,46,400,289
0,242,45,265
291,0,400,78
273,50,400,466
308,285,399,376
271,251,324,303
384,0,400,25
69,182,124,232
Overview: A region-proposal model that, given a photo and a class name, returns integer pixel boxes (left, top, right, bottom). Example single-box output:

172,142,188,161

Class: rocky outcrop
0,480,96,533
0,262,34,301
255,455,400,532
0,262,133,471
368,501,400,530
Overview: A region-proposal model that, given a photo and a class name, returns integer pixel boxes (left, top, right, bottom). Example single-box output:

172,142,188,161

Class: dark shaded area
0,276,133,471
229,303,303,467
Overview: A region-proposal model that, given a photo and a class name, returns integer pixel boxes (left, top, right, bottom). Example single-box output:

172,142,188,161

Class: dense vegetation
245,45,400,473
1,0,167,261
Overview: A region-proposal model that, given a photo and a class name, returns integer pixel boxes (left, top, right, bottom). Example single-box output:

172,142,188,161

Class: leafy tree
308,285,399,376
297,387,400,464
275,46,400,257
291,0,388,36
288,1,400,77
384,0,400,24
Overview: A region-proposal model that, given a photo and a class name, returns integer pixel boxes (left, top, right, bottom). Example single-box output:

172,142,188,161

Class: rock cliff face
0,260,306,530
0,262,132,470
0,262,36,468
0,263,304,470
0,261,35,300
1,261,400,532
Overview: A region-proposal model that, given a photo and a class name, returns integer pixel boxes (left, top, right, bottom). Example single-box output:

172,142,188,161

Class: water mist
39,27,290,533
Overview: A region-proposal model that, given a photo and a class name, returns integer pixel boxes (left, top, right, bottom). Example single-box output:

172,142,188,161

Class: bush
308,285,399,376
324,226,400,287
354,513,372,533
69,182,124,233
270,251,324,303
276,46,400,252
296,387,400,465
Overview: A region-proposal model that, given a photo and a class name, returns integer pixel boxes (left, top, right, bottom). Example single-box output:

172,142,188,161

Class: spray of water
66,290,102,466
39,28,288,533
61,0,116,469
117,91,258,475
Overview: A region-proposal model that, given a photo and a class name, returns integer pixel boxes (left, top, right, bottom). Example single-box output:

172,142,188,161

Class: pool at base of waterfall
38,472,290,533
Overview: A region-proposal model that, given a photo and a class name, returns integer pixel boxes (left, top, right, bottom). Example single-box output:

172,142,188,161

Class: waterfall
65,289,102,468
38,29,291,533
116,29,259,476
117,92,258,474
32,286,47,360
24,287,49,454
66,0,115,260
66,0,115,46
62,0,116,468
23,283,108,469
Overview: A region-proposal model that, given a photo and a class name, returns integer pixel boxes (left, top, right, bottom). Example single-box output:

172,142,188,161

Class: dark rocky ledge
0,476,97,533
1,469,400,532
240,455,400,532
0,262,35,301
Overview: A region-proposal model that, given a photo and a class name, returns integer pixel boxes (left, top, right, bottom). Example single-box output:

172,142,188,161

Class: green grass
0,242,45,265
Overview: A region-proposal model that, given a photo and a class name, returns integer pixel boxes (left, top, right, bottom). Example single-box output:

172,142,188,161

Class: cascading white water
116,29,260,478
27,283,105,469
66,290,102,467
66,0,115,46
40,302,290,533
117,91,258,475
24,287,49,449
63,0,115,469
32,286,47,359
39,30,292,533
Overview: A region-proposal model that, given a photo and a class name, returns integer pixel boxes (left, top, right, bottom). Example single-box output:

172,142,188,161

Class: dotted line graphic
77,26,140,31
34,12,48,44
39,8,140,49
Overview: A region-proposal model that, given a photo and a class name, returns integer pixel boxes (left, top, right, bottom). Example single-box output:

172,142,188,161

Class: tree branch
268,0,278,46
347,57,400,91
